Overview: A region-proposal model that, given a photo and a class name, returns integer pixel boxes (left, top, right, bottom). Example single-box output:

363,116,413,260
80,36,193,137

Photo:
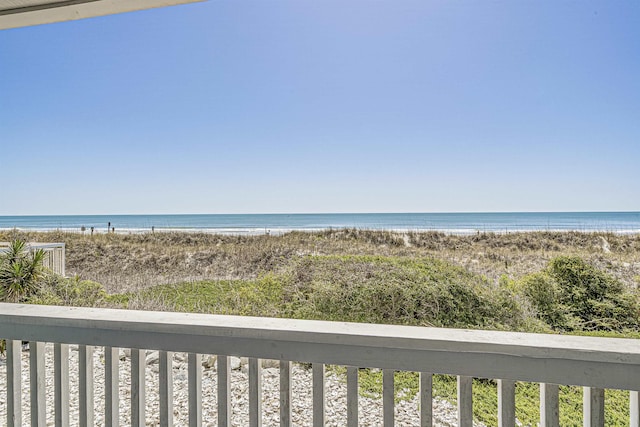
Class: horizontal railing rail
1,303,639,426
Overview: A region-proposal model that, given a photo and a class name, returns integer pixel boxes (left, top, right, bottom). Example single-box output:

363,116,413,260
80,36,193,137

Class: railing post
30,341,46,426
583,387,605,427
457,376,473,427
60,244,66,276
188,353,202,427
313,363,325,427
131,349,146,427
218,355,231,427
159,351,173,427
540,383,559,427
631,391,639,427
6,339,22,427
498,379,516,427
249,358,262,427
347,366,359,427
280,360,292,427
29,341,47,426
79,345,95,427
54,343,70,427
420,372,433,427
105,347,120,427
383,369,395,427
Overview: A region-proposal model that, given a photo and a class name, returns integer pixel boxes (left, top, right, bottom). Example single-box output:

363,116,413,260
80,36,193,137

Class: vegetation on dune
1,230,639,426
122,275,284,316
27,274,111,307
3,228,639,294
107,252,639,335
281,255,527,329
116,255,532,330
513,256,640,332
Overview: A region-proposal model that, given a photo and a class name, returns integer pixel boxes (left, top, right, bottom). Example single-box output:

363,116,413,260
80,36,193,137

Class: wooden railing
1,303,639,426
0,242,65,276
35,243,66,276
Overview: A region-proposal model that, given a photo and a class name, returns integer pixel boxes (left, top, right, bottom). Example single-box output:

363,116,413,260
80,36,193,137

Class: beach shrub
516,272,570,328
516,256,640,331
0,239,47,302
282,255,527,329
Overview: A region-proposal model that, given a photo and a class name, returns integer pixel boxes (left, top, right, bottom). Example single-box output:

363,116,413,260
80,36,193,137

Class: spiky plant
0,239,46,302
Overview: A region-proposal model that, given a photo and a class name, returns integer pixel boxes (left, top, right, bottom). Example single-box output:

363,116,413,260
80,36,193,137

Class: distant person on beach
90,227,94,235
152,226,155,233
108,221,111,231
112,227,115,233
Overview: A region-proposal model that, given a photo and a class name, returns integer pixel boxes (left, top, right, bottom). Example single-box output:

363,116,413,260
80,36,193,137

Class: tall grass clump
27,275,111,308
122,274,284,316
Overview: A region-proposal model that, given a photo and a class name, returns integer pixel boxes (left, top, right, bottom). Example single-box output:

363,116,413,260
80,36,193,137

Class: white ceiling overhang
0,0,205,30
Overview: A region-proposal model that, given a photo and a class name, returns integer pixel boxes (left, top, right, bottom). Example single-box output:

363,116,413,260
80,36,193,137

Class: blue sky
1,0,638,215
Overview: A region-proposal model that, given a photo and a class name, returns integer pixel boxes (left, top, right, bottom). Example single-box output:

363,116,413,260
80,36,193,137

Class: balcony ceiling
0,0,205,30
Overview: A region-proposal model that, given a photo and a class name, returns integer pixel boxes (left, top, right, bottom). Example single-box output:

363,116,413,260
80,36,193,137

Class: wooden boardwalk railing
1,303,639,426
35,243,66,277
0,242,65,276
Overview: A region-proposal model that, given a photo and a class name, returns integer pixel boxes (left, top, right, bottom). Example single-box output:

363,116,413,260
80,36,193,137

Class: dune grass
3,228,639,295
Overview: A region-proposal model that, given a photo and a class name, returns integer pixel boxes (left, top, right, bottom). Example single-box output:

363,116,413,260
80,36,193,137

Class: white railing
1,303,639,427
0,242,65,276
35,243,66,276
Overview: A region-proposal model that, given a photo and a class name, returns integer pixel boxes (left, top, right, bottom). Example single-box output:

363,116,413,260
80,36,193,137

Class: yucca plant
0,239,46,302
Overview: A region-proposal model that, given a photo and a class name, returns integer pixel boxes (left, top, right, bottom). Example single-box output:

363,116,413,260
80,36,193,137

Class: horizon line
1,210,640,217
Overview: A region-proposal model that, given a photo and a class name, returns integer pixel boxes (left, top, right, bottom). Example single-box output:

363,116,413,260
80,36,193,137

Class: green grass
433,378,631,426
330,371,631,426
118,274,284,317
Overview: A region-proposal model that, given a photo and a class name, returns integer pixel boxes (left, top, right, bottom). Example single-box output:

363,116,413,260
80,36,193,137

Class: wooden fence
0,242,65,276
0,304,639,426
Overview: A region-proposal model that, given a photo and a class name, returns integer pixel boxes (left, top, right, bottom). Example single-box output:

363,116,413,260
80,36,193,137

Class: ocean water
0,212,639,235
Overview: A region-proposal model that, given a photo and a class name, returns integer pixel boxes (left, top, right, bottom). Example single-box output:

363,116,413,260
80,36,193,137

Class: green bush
517,272,572,328
282,255,527,329
516,256,640,331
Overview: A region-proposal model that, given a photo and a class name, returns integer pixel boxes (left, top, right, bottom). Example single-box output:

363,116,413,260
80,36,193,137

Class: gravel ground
0,345,485,426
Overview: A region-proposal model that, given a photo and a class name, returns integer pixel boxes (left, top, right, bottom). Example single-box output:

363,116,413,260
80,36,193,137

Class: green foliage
130,273,284,317
27,275,109,307
123,256,528,330
282,255,526,329
428,376,630,427
516,272,570,328
0,239,47,302
515,256,640,331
